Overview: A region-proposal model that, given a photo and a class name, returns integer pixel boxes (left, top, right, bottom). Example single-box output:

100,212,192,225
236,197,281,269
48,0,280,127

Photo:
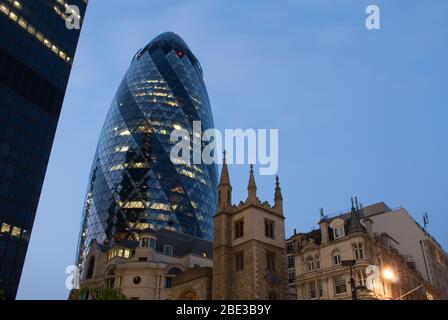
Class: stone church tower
212,155,288,299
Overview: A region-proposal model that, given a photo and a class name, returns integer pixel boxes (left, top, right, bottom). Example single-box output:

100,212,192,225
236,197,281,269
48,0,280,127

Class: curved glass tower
77,32,217,262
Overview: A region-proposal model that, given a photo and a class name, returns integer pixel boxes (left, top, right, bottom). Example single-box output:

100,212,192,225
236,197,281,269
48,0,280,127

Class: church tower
212,159,288,300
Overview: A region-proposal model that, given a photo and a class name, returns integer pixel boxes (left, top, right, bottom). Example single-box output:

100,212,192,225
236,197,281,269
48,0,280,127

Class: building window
308,281,317,299
194,264,200,268
201,251,208,258
265,219,275,239
1,223,11,234
133,276,141,285
315,256,321,270
287,255,294,268
165,277,173,288
354,243,364,260
86,256,95,279
234,220,244,239
333,253,341,266
141,237,155,248
164,245,173,256
288,269,295,283
318,280,323,297
106,270,115,288
333,226,345,239
357,270,366,286
235,252,244,271
286,241,293,253
267,251,276,272
334,275,347,294
306,257,315,272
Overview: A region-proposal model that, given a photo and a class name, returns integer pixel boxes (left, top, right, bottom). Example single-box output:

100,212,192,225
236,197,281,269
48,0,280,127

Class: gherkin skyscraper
77,32,217,262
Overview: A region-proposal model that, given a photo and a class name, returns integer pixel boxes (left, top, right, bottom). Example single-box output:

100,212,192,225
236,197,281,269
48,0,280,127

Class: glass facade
77,32,217,264
0,0,88,299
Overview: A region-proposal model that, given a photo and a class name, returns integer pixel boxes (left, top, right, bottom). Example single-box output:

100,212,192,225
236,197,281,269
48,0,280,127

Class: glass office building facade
77,32,217,264
0,0,88,299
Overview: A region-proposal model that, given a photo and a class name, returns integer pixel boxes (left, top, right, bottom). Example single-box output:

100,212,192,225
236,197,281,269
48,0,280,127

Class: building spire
349,197,365,234
247,164,257,202
274,175,283,202
218,150,230,187
217,151,232,210
274,175,283,214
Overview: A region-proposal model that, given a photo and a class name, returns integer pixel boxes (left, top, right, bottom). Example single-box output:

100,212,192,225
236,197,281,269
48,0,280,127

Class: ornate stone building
74,228,213,300
212,159,288,300
291,200,442,300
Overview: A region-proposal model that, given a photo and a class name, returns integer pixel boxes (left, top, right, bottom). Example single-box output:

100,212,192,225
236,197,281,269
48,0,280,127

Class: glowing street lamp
382,268,396,281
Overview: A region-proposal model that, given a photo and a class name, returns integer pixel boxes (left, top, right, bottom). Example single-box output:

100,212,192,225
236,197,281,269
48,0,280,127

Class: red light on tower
176,49,185,58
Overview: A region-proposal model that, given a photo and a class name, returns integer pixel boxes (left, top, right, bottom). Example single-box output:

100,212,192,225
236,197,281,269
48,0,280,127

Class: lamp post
342,259,357,300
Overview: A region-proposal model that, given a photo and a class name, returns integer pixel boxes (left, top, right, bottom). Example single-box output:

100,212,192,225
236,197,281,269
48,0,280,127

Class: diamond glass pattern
77,32,217,262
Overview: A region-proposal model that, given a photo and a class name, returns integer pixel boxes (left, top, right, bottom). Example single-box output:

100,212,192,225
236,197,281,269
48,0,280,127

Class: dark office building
0,0,88,299
77,32,217,265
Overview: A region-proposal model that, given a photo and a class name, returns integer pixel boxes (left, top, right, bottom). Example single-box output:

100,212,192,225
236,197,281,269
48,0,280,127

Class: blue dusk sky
17,0,448,299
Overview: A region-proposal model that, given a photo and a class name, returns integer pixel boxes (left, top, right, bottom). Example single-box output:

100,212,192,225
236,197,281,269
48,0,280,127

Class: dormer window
330,219,345,239
140,237,156,249
333,226,345,239
164,245,173,256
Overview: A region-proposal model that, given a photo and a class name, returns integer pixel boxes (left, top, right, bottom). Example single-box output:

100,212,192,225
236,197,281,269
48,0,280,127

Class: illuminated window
0,4,10,15
114,145,130,153
11,226,21,237
12,1,22,9
18,17,27,29
119,201,145,209
150,202,172,211
9,11,18,21
1,223,11,234
26,24,36,35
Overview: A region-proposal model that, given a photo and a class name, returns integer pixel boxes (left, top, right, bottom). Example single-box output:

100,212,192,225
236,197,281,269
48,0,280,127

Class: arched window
306,257,315,272
165,267,182,288
86,256,95,279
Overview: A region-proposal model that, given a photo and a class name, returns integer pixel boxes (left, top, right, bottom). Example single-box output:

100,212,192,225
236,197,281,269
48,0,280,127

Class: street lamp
342,259,357,300
382,268,395,281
